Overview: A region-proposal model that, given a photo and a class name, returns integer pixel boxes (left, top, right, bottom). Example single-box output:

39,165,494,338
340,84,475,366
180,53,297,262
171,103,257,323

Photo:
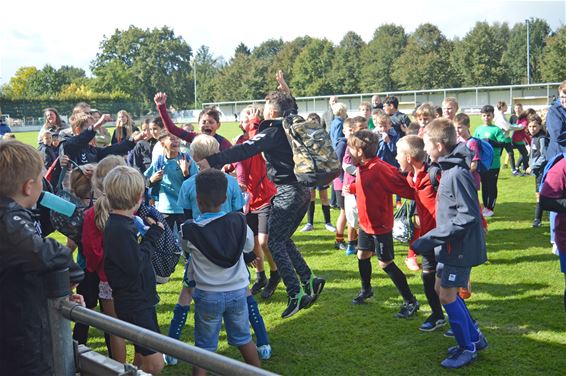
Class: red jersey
350,157,414,235
81,207,107,281
406,164,438,235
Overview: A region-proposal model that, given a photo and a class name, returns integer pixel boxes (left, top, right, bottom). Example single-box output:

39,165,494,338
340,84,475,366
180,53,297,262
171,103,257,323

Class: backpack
136,202,182,280
467,137,494,173
281,115,341,187
393,200,415,243
49,189,89,244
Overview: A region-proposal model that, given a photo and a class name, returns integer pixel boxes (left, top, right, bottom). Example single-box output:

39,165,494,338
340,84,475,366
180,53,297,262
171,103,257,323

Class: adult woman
38,108,68,144
111,110,138,144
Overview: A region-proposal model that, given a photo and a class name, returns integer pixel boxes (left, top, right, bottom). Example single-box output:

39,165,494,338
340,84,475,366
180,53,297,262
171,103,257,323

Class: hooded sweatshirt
182,211,254,292
411,142,487,267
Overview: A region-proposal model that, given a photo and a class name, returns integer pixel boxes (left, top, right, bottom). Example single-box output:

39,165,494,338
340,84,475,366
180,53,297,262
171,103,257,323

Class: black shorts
246,205,270,236
335,190,345,210
116,307,161,356
357,228,395,262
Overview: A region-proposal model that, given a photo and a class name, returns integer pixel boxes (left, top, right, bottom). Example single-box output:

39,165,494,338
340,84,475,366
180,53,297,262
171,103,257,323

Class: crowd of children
2,76,566,374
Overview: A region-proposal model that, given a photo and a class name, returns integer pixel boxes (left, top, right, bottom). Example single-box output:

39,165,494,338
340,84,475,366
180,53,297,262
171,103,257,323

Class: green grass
18,121,566,375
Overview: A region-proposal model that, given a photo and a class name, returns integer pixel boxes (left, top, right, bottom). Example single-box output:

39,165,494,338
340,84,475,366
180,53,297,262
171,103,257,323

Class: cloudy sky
0,0,564,84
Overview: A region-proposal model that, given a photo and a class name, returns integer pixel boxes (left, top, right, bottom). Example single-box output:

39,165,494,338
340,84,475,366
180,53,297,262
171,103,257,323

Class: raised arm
154,92,197,143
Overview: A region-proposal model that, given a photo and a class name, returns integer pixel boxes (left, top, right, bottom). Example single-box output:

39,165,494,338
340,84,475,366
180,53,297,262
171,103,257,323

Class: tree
360,24,407,92
234,42,251,56
290,38,335,96
193,45,221,105
2,67,38,97
269,37,312,92
91,26,193,109
392,24,455,90
252,39,284,60
330,31,365,95
541,26,566,82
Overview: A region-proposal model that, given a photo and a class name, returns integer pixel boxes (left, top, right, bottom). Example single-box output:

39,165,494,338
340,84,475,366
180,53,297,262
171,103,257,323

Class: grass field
16,120,566,375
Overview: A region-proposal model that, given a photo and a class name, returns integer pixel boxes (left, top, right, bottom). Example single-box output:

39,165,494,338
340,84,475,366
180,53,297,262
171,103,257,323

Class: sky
0,0,564,85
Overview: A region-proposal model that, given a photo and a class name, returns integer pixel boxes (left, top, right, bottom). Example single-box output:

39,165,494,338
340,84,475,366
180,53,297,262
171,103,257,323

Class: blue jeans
193,288,251,351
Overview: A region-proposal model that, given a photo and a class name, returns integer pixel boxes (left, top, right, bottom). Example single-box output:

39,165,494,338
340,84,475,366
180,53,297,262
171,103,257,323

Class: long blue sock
168,304,190,340
247,295,269,347
443,300,473,351
457,296,480,342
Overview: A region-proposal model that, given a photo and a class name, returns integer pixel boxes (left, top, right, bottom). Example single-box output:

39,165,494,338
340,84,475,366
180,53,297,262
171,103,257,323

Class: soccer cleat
404,256,420,271
303,275,325,306
250,277,268,295
260,274,281,299
163,354,178,366
352,288,374,304
448,333,488,356
325,223,337,232
345,244,357,256
512,169,521,176
395,300,420,318
418,315,446,332
300,223,314,232
257,344,272,360
334,241,346,250
441,346,477,368
281,290,312,319
532,219,542,228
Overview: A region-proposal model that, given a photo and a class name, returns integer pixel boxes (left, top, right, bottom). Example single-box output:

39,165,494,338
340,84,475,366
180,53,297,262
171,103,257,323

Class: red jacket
406,164,438,235
350,157,414,235
235,117,277,211
81,207,107,281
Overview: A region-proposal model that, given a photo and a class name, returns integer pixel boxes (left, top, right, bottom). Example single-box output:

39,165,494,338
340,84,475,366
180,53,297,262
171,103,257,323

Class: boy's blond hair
103,166,144,211
94,156,127,230
374,111,391,125
71,112,94,131
331,102,347,117
359,102,371,111
559,80,566,94
190,134,220,162
424,118,457,149
0,141,43,197
442,97,459,109
70,165,95,200
397,135,427,162
415,103,435,118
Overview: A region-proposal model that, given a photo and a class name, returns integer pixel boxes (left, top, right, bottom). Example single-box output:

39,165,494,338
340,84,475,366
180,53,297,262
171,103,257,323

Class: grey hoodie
412,142,487,267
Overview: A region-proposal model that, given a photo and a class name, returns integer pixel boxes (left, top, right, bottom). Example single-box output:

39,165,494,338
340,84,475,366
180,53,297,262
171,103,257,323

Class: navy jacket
546,102,566,159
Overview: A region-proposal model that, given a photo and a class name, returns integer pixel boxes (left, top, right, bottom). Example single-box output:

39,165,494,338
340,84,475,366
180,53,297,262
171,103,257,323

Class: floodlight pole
193,57,198,107
526,19,531,85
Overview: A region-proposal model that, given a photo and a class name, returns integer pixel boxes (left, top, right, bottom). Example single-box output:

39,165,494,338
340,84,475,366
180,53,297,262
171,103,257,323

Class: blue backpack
467,137,494,173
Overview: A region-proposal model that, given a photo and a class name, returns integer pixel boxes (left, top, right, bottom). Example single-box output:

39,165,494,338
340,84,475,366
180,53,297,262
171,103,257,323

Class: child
510,105,531,175
103,166,165,375
415,103,435,137
442,97,459,121
395,135,445,331
454,114,481,191
344,130,419,316
413,119,488,369
180,123,194,154
38,131,59,169
111,110,139,145
383,96,411,137
332,118,352,251
474,105,507,217
526,114,549,227
144,130,198,230
359,102,374,130
495,101,523,171
130,118,158,176
374,111,400,167
181,169,261,375
330,102,347,150
0,141,82,375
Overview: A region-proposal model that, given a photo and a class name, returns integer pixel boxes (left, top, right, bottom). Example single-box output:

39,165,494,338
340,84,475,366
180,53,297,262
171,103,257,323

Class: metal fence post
45,268,75,376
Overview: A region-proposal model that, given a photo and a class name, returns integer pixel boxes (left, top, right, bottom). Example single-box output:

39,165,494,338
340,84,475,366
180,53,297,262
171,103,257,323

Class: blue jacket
411,142,487,267
0,123,12,136
330,117,345,150
546,101,566,159
377,128,399,167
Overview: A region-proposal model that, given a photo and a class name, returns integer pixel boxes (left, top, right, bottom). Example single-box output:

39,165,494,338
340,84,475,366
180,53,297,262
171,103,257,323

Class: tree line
1,18,565,115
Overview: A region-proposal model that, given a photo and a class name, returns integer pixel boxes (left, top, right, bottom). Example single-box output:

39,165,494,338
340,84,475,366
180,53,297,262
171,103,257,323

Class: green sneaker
281,288,312,319
303,274,326,306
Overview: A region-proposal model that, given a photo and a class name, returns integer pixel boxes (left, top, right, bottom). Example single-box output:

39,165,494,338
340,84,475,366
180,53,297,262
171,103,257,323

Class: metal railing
46,269,278,376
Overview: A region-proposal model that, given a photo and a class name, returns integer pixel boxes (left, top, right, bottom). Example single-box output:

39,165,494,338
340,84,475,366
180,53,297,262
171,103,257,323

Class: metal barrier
46,270,278,376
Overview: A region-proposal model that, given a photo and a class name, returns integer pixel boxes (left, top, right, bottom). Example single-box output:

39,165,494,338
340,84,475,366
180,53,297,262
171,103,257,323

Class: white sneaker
300,223,314,232
482,208,494,217
324,223,337,232
552,243,559,256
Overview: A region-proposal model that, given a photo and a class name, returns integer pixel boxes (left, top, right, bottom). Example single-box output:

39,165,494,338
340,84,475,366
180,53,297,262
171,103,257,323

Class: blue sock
247,295,269,347
443,300,474,351
168,304,190,340
457,296,480,342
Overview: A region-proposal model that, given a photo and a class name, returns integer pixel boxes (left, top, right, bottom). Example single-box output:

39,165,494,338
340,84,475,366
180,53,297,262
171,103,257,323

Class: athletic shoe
281,290,312,319
404,256,420,271
444,319,479,337
250,277,268,295
260,274,281,299
418,315,446,332
512,169,521,176
552,243,559,256
352,288,374,304
395,300,420,318
334,241,346,250
448,333,488,356
300,223,314,232
532,219,542,228
257,344,272,360
345,244,357,256
441,346,477,368
325,223,337,232
303,275,325,305
482,208,494,217
163,354,178,366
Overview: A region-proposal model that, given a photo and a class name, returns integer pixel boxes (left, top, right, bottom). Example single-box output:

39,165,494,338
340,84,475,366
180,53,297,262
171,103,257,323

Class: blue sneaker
418,315,446,332
444,319,479,337
345,244,356,256
448,333,488,356
441,346,477,368
163,354,178,366
257,344,272,360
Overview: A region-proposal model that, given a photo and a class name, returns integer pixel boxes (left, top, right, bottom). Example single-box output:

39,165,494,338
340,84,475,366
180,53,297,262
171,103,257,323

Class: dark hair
265,91,298,117
496,101,506,110
307,113,321,124
454,113,470,128
198,107,221,123
406,122,420,135
347,130,379,158
384,96,399,109
351,116,368,125
481,105,494,114
150,116,164,128
196,169,228,210
434,106,443,117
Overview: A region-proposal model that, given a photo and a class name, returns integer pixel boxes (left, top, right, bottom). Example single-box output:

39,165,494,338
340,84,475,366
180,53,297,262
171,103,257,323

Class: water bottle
134,216,149,236
39,191,76,217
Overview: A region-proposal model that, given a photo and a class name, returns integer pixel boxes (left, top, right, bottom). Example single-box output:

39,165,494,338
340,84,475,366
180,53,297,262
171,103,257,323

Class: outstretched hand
276,70,290,95
93,114,112,130
154,92,167,106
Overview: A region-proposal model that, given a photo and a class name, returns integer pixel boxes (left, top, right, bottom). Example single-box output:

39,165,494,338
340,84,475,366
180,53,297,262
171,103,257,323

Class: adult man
383,96,410,138
371,94,383,111
197,91,325,319
321,96,338,131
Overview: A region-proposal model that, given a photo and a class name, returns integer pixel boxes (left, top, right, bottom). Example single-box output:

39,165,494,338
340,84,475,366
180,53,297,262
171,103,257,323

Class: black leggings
514,143,529,172
480,168,500,210
503,143,516,170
